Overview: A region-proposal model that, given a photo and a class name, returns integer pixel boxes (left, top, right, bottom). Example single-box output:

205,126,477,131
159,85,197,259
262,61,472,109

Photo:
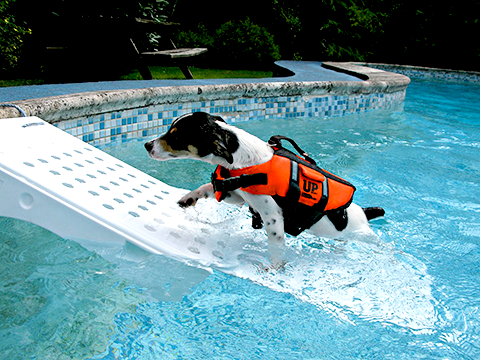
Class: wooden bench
131,18,208,80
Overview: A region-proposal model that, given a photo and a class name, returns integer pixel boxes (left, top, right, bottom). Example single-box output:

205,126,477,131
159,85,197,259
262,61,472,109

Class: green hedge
176,18,280,69
215,18,280,67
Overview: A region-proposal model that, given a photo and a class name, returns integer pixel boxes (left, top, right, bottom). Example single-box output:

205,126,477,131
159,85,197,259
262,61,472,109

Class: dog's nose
144,140,154,152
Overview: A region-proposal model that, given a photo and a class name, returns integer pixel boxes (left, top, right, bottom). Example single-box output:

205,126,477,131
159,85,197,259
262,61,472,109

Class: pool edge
0,62,409,122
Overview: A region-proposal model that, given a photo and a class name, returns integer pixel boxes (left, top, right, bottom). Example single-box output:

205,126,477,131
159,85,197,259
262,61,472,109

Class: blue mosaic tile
54,89,406,146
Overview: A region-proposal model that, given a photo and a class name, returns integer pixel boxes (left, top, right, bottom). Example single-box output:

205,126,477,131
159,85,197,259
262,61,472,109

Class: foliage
176,19,281,69
137,0,171,49
172,0,479,70
138,0,170,21
175,23,215,49
3,0,479,75
318,0,386,61
214,18,281,67
0,0,31,72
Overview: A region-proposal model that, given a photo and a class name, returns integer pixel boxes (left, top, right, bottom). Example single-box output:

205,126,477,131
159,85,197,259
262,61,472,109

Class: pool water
1,77,480,359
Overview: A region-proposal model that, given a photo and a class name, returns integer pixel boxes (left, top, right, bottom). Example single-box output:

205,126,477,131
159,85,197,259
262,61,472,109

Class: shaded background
1,0,479,81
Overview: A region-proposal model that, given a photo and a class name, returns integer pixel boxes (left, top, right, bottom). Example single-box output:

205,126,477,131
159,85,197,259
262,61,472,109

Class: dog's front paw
178,195,198,208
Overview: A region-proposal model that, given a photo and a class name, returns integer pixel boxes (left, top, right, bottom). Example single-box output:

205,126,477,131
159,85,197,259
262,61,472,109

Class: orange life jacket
211,136,356,236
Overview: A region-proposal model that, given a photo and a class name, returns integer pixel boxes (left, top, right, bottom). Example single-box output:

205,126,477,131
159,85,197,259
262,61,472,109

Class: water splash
172,200,438,333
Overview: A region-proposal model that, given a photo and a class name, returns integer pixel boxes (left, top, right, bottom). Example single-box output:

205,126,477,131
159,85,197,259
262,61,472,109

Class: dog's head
144,112,239,165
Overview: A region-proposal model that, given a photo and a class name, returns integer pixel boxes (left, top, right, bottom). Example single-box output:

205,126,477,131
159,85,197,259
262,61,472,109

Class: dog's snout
144,140,154,152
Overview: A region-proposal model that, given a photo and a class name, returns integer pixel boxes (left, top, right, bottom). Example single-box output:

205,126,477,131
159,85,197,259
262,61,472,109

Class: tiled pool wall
366,64,480,83
55,91,406,147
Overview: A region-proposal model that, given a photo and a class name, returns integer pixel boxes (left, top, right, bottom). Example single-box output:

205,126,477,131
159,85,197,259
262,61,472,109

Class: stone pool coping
0,62,410,122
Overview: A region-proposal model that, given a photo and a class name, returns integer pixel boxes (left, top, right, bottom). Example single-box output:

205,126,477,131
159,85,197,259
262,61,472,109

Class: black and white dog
145,112,384,267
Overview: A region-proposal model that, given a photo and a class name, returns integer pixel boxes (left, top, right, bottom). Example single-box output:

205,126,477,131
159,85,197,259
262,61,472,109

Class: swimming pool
1,75,479,359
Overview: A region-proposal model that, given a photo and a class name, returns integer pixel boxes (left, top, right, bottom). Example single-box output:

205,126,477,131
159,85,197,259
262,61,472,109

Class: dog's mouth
145,139,170,160
146,149,176,161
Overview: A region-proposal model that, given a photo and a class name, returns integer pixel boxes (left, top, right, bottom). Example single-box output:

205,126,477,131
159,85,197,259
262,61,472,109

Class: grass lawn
0,66,273,87
120,66,273,80
0,79,46,87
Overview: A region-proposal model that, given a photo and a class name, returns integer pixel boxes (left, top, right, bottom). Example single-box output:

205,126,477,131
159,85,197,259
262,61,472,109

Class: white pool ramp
0,117,246,269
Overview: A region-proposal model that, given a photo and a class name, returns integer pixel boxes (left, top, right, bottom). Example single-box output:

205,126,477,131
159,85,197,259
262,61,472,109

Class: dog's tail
362,207,385,221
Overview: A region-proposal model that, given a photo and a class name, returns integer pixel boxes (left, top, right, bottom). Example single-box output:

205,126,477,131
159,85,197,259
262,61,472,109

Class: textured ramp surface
0,117,246,269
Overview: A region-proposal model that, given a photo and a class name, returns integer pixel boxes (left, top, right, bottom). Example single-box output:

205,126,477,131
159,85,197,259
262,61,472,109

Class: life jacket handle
268,135,317,166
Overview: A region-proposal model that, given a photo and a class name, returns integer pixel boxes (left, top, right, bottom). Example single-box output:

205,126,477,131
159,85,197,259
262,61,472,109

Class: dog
145,112,385,267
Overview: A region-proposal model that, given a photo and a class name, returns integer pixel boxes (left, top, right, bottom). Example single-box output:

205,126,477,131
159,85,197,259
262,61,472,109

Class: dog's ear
212,140,234,164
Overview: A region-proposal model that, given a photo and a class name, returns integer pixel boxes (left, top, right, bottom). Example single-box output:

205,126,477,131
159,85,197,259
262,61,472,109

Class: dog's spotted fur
145,112,384,267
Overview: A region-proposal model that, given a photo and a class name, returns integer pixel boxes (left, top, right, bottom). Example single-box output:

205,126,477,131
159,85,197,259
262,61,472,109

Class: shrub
175,23,214,49
214,18,280,68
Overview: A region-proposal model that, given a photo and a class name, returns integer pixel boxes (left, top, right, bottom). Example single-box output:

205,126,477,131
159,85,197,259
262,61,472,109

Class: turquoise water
1,77,480,359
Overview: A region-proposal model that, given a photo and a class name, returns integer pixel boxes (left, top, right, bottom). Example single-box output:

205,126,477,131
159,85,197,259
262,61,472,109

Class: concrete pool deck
0,61,362,103
0,61,410,122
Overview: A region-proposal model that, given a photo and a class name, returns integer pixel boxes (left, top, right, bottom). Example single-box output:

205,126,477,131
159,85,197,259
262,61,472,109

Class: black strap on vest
268,135,317,165
211,171,268,201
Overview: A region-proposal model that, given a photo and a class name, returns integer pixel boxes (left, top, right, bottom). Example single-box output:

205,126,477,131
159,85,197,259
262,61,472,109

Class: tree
0,0,31,73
